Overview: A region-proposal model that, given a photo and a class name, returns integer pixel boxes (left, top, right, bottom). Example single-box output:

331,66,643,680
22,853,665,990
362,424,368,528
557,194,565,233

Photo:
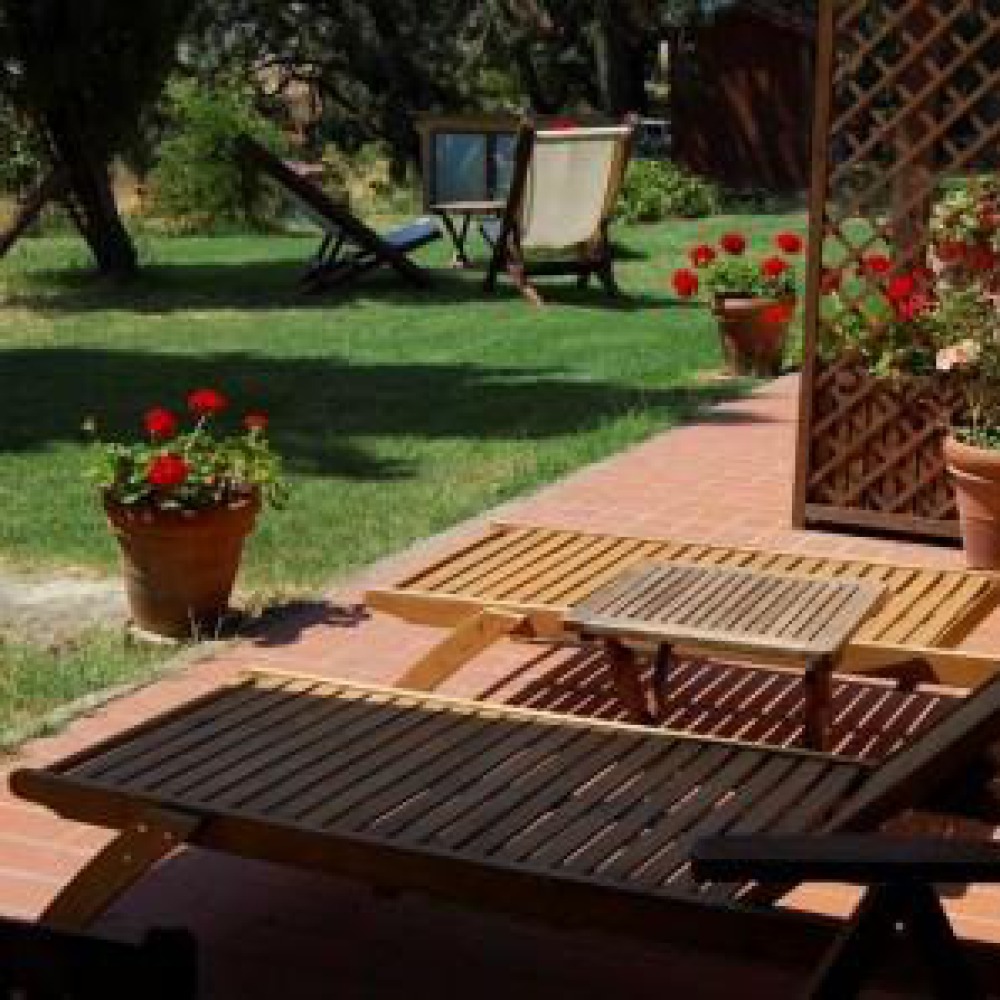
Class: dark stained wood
0,918,197,1000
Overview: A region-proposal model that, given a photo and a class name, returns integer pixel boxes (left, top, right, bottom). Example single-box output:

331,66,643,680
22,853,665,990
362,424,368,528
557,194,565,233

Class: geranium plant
89,388,287,511
671,230,804,303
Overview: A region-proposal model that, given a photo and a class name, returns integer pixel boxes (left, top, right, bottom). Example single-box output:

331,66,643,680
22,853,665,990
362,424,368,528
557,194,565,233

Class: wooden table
564,562,885,750
430,199,504,267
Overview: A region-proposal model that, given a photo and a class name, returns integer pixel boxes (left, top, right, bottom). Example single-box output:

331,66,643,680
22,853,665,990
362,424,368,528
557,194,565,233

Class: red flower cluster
879,264,935,322
720,232,747,255
672,268,699,298
858,254,892,277
689,244,717,267
188,388,228,418
761,301,795,325
760,256,790,279
144,407,178,441
820,268,843,295
147,454,189,488
244,412,269,431
775,232,804,254
548,116,579,131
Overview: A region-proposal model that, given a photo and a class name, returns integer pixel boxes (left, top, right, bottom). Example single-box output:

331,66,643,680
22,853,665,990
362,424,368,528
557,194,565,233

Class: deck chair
236,134,440,292
693,835,999,999
11,667,1000,982
482,119,636,305
0,916,197,999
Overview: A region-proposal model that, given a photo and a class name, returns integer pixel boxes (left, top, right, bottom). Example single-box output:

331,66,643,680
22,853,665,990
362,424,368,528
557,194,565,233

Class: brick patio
3,373,998,998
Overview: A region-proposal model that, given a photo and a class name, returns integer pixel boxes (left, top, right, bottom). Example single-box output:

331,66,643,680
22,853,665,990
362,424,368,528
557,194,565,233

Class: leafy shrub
618,160,721,223
0,99,45,194
149,78,287,231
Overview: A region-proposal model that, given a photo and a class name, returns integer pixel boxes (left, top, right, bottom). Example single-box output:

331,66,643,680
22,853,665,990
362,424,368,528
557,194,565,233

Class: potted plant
671,230,803,376
929,180,1000,567
89,388,286,639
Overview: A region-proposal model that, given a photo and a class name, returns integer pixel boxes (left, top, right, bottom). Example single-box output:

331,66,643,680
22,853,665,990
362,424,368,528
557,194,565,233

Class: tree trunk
44,112,138,278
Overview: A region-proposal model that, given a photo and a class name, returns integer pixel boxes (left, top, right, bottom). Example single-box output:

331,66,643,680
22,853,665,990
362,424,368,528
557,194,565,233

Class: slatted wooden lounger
13,667,1000,982
366,522,1000,690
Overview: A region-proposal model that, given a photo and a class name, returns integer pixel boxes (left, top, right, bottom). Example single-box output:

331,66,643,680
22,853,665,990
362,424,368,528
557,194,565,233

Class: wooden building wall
672,9,814,193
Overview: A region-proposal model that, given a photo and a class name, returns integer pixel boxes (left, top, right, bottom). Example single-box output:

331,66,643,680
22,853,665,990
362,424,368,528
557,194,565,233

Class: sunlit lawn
0,215,803,593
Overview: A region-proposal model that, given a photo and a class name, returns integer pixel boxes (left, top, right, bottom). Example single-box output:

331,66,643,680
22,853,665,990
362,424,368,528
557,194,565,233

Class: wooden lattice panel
805,358,964,536
367,523,1000,685
795,0,1000,539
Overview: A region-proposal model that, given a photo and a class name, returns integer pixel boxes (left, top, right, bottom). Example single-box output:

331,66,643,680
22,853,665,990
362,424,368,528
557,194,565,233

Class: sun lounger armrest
692,834,1000,885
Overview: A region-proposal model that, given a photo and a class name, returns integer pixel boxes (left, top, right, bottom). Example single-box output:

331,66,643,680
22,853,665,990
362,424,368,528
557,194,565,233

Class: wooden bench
12,668,1000,984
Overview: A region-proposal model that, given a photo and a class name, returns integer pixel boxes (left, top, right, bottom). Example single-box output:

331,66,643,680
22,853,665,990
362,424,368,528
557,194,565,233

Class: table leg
440,213,473,268
651,643,673,721
605,638,654,725
803,656,833,752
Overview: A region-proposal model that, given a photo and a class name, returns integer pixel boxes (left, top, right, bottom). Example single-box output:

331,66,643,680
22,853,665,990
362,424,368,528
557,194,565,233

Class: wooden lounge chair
693,835,1000,999
236,134,441,292
481,120,636,305
366,522,1000,689
12,667,1000,983
0,916,197,999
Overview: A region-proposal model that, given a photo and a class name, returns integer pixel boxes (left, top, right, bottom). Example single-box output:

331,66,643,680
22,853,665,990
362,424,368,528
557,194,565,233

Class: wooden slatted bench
366,523,1000,689
13,669,1000,981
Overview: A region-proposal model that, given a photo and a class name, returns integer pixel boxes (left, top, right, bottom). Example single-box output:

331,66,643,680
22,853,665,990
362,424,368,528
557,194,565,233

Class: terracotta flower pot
105,493,260,639
944,436,1000,569
713,295,795,377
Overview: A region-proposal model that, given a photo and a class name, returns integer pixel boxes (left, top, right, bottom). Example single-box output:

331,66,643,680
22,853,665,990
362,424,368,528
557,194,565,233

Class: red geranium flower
244,411,269,431
144,407,178,441
720,232,747,255
761,301,795,324
819,268,842,295
859,254,892,277
187,388,228,417
147,454,189,488
893,293,933,323
689,244,717,268
671,268,700,298
886,273,916,302
775,232,804,254
761,256,790,279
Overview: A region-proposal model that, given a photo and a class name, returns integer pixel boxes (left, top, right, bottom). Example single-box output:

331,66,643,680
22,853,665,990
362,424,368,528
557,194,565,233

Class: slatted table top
565,562,886,660
13,671,867,907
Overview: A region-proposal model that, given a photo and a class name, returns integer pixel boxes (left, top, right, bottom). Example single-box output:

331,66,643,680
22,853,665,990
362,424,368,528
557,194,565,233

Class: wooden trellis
794,0,1000,540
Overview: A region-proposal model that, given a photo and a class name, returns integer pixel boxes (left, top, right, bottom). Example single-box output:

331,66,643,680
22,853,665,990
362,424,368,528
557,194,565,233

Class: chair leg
507,260,544,307
41,810,201,931
597,256,620,297
650,643,673,721
604,638,654,724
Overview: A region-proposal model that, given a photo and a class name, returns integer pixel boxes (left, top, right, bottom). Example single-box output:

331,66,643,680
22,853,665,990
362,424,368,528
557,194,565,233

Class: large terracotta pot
713,295,795,377
944,436,1000,569
105,493,260,639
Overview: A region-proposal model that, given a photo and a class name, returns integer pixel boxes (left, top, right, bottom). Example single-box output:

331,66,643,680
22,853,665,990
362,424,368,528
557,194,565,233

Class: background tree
0,0,195,275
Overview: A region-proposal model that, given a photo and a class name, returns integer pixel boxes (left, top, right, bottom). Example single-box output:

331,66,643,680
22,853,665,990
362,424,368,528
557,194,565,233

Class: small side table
564,562,885,751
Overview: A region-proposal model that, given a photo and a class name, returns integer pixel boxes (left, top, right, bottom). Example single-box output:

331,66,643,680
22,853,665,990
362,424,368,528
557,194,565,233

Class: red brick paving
1,374,996,997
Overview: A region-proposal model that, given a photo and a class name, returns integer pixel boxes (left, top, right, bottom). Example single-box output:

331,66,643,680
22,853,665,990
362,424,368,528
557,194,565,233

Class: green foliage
619,160,721,222
702,256,797,299
0,99,44,192
149,78,287,230
89,393,286,512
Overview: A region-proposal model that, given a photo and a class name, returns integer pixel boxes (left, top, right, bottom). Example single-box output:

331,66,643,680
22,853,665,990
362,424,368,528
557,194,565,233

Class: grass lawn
0,631,165,749
0,214,803,594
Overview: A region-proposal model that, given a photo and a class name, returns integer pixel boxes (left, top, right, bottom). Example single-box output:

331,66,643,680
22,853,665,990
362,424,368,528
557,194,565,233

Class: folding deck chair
482,119,636,305
12,667,1000,987
236,134,441,292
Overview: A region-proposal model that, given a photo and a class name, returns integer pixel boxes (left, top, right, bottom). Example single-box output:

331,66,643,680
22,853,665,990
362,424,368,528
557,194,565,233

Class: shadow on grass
0,348,759,480
4,255,678,315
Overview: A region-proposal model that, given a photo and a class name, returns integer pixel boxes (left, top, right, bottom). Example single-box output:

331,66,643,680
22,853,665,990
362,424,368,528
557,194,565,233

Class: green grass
0,215,803,593
0,631,165,749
